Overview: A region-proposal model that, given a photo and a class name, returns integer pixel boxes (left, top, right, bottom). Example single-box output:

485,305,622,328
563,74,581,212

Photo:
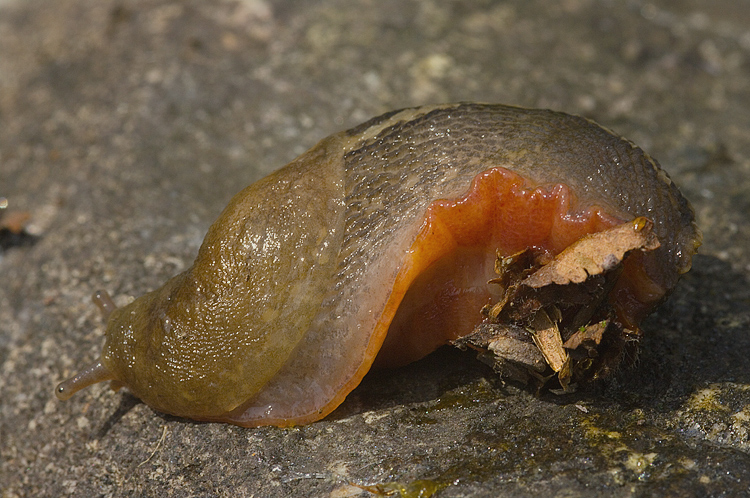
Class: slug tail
56,360,115,400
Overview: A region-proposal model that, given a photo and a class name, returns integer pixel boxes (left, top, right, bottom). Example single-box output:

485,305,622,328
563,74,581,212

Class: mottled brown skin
56,103,701,427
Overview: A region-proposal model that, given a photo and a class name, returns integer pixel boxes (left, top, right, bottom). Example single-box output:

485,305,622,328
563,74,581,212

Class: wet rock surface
1,0,749,496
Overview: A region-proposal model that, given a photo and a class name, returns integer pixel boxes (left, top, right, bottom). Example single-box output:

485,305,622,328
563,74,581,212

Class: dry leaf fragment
484,249,542,319
529,310,567,373
0,210,31,234
453,323,547,384
563,321,608,350
0,197,35,251
487,335,547,373
0,197,30,233
522,217,660,288
454,322,546,370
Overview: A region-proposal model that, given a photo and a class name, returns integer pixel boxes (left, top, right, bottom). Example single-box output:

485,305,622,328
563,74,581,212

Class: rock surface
2,0,749,496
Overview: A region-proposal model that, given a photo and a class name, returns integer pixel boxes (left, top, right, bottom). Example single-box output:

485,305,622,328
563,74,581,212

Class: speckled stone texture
2,0,749,496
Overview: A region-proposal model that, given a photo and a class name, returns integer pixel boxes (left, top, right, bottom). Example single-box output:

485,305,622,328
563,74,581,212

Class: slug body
57,103,700,426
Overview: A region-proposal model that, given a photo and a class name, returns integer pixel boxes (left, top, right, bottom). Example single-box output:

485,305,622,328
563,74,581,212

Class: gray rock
1,0,749,496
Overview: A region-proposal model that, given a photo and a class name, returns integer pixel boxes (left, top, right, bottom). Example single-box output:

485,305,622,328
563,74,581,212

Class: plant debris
454,217,660,391
0,196,35,251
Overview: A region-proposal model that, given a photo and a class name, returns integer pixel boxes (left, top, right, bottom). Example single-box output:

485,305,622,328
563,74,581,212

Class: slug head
55,142,345,424
57,271,290,421
98,271,288,420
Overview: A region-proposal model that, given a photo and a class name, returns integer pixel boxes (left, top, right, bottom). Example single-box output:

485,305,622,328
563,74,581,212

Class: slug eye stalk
56,360,115,401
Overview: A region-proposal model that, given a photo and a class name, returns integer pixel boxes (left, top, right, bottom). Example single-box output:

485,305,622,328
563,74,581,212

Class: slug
56,103,700,427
